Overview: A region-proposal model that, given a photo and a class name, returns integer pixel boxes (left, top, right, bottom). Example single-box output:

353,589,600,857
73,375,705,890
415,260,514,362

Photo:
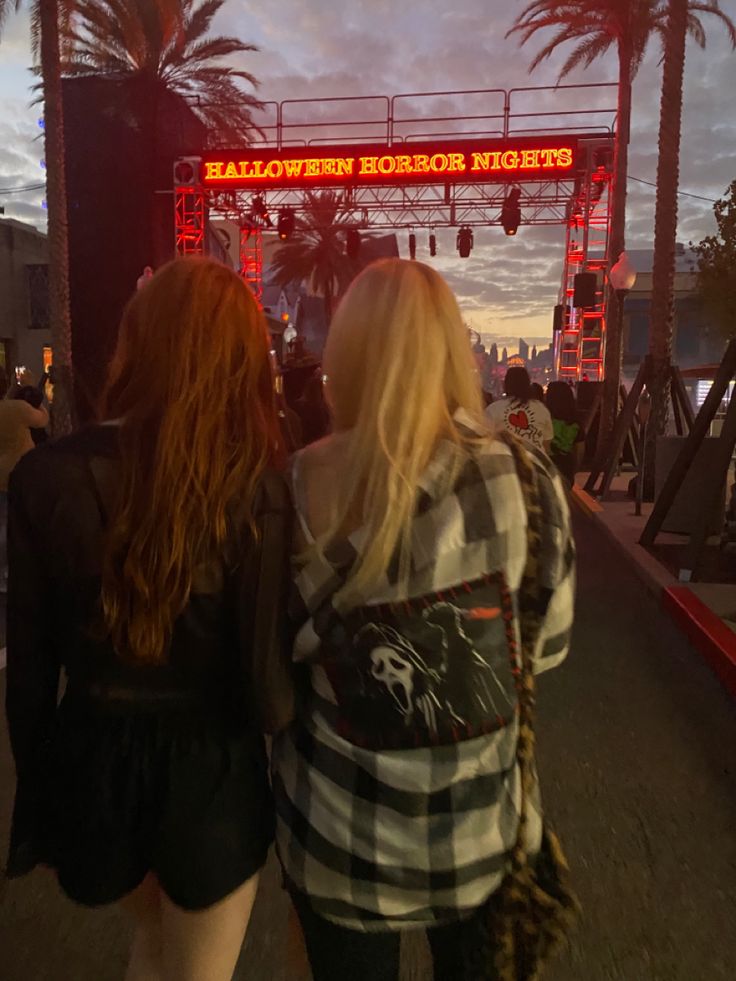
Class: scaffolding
174,84,617,380
239,225,264,305
555,146,613,382
173,183,206,256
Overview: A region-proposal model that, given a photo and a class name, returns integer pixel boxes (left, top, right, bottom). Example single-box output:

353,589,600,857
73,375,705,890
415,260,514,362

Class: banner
200,137,578,190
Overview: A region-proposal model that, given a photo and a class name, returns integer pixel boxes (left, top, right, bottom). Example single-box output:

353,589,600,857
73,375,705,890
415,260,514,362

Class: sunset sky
1,0,734,353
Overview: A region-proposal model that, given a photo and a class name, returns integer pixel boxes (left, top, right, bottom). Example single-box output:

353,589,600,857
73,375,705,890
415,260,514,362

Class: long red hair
101,257,282,663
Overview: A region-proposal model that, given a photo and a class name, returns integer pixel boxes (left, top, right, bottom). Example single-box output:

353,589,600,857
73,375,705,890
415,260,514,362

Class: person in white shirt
485,366,553,453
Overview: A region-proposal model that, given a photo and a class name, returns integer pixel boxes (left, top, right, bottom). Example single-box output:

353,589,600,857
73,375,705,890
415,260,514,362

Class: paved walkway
1,515,735,980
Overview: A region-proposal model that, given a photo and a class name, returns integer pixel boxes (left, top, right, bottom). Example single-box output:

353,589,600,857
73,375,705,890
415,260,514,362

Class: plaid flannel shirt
272,411,575,931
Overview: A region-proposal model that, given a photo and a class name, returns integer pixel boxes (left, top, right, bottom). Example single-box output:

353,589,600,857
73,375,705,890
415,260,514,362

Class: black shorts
39,694,274,910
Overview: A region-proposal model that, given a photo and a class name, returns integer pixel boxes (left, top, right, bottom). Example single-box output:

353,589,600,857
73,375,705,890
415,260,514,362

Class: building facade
623,246,725,377
0,218,50,386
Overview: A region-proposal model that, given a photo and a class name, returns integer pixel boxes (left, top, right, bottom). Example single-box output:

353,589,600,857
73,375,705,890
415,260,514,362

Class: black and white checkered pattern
272,411,575,931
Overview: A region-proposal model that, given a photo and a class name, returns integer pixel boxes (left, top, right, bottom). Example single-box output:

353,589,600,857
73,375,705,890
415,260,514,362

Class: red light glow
201,138,577,190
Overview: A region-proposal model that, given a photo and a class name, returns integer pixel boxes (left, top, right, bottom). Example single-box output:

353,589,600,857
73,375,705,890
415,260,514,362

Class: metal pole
636,421,647,517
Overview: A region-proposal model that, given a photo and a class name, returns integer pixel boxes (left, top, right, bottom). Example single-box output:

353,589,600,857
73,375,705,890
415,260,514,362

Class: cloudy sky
1,0,734,352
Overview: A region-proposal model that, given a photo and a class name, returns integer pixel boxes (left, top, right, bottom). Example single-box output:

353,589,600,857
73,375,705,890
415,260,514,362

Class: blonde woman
6,259,292,981
272,259,576,981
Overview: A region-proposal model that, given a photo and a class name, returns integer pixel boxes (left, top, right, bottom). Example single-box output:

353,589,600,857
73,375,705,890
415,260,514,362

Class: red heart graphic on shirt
509,410,530,430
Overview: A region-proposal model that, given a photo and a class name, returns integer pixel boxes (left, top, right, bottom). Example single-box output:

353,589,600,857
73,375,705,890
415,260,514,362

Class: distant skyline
1,0,734,352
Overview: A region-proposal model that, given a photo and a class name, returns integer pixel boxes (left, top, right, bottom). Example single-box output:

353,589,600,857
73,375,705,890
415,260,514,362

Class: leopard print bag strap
491,433,579,981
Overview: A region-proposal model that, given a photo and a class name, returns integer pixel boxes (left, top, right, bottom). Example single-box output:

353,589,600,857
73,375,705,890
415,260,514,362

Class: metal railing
196,83,618,150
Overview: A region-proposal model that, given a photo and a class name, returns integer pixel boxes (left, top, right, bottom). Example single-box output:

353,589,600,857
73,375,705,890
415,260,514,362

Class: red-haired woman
5,259,293,980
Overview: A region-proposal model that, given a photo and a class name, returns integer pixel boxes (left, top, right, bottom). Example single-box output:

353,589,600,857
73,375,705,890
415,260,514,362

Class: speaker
553,303,564,332
573,272,597,308
63,76,207,421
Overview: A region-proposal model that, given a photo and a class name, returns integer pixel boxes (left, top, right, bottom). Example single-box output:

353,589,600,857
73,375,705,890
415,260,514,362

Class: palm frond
170,35,258,69
271,190,364,300
526,26,580,71
181,0,222,47
687,2,736,48
559,32,614,78
59,0,262,143
0,1,24,38
686,12,707,46
506,0,679,83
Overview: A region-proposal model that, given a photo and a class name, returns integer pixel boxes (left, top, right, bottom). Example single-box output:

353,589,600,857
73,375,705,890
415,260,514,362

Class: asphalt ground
0,514,735,980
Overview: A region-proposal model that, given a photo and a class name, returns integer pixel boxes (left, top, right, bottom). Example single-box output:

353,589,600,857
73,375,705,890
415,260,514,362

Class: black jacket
5,425,293,871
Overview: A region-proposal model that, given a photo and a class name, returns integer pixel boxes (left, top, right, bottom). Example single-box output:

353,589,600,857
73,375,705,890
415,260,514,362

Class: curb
663,587,736,697
571,485,736,699
570,485,602,517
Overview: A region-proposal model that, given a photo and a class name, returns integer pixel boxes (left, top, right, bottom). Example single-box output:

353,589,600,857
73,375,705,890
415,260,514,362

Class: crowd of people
4,257,576,981
485,367,586,487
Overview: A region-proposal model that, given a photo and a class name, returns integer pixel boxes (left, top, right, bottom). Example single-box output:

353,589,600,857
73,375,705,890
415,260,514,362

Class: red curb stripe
663,587,736,697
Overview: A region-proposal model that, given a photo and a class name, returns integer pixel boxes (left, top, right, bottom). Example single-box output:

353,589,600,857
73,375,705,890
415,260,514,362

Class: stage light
409,232,416,260
251,194,272,227
346,228,361,259
501,188,521,236
456,225,473,258
277,207,295,241
429,232,437,257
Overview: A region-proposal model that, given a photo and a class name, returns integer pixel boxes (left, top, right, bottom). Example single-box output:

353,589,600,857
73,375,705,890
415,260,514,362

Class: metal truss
555,154,612,382
207,179,581,230
239,225,263,304
175,85,619,379
174,185,206,255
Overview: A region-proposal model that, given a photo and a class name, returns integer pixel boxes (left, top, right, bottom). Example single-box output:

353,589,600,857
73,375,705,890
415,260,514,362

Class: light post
607,250,638,469
608,252,637,376
610,250,637,292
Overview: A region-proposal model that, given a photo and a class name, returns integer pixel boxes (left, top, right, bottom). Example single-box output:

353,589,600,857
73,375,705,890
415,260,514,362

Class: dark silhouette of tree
62,0,264,146
271,191,365,325
508,1,735,448
646,0,735,494
692,179,736,341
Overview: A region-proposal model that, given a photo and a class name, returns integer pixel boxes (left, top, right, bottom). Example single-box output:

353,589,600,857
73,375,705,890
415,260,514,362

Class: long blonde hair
101,257,282,662
321,258,485,603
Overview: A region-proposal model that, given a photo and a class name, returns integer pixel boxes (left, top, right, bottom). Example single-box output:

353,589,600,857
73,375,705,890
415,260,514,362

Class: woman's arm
5,458,59,873
5,462,59,774
530,463,576,675
237,471,295,733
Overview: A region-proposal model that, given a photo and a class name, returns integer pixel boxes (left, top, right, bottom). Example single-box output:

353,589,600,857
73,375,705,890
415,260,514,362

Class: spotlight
346,228,361,259
429,232,437,257
501,188,521,236
456,225,473,258
277,207,295,241
409,232,416,260
251,194,272,227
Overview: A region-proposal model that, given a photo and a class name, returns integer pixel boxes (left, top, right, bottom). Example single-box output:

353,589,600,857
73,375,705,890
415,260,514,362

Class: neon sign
200,138,577,190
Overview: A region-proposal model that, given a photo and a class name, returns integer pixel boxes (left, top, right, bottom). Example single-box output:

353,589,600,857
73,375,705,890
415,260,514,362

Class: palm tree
645,0,735,492
1,0,75,435
507,1,733,449
61,0,264,146
271,191,364,327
